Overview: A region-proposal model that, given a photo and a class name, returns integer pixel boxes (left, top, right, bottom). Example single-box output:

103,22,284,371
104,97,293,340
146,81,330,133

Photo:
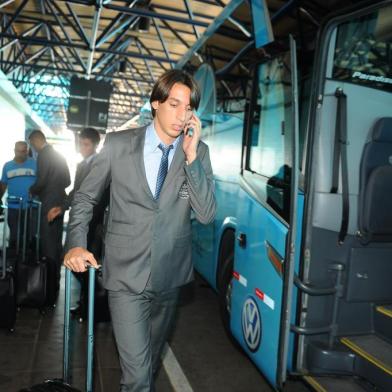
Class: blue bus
189,1,392,390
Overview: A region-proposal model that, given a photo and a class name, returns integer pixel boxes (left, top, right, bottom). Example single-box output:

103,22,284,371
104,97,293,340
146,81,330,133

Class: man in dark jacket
29,130,71,294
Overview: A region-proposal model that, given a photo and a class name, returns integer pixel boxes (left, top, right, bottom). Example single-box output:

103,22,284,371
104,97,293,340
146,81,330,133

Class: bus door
229,37,303,389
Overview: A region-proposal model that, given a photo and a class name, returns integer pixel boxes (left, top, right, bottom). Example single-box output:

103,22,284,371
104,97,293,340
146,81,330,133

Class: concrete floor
0,268,310,392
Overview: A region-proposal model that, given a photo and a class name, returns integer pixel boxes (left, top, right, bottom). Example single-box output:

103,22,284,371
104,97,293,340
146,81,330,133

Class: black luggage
17,200,48,309
0,205,17,332
43,255,59,307
93,271,111,322
77,208,110,324
77,268,110,323
0,196,24,269
20,266,97,392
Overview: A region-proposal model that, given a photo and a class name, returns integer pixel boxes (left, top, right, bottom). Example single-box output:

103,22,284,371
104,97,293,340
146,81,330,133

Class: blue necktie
154,143,173,200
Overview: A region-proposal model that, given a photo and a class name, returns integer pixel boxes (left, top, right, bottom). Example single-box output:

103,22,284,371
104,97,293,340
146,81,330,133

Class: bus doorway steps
374,304,392,343
303,375,369,392
341,335,392,391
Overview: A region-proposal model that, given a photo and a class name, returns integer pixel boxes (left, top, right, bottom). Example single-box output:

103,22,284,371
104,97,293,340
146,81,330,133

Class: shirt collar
145,122,181,153
83,153,96,165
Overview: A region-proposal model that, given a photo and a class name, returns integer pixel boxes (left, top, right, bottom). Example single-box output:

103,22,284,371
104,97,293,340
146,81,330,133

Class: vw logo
242,297,261,352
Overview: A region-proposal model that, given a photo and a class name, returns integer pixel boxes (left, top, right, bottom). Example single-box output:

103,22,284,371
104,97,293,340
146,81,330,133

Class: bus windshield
333,5,392,92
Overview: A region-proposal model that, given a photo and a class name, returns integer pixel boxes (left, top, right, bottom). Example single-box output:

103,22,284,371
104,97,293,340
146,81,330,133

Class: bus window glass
249,54,292,178
248,53,293,221
333,5,392,92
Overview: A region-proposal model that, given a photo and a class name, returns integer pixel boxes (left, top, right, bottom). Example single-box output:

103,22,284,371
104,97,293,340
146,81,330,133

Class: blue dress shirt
143,123,180,197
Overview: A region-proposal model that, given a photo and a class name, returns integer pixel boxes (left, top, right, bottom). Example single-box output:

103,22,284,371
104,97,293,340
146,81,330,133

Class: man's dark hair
149,69,200,117
28,129,46,141
79,127,100,146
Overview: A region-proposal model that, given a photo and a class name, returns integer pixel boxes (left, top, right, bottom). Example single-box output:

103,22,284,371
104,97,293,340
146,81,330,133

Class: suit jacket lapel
129,127,155,200
74,161,86,192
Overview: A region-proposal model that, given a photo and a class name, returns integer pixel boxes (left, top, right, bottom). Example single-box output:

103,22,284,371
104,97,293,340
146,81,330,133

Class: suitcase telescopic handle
6,196,23,255
29,200,41,262
64,265,98,391
1,204,7,279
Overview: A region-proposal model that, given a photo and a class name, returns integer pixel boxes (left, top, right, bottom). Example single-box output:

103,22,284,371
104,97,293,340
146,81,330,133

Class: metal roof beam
96,0,139,47
103,3,209,27
176,0,244,69
96,14,138,48
38,0,56,66
214,0,251,38
0,22,42,52
0,32,175,63
86,3,102,78
93,39,132,73
135,40,154,81
6,42,28,71
4,21,44,73
51,46,76,72
147,3,216,22
93,24,135,72
0,0,16,9
152,17,172,68
45,0,87,71
47,26,85,70
135,38,167,71
1,60,155,83
159,18,190,50
64,2,91,46
125,59,151,83
7,46,48,77
1,0,28,34
183,0,200,39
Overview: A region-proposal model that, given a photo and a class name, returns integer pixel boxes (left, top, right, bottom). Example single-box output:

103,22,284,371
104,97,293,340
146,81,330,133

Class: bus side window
247,53,294,221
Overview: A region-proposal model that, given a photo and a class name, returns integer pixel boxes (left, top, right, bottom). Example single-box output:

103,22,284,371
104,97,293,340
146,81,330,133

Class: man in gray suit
64,69,216,391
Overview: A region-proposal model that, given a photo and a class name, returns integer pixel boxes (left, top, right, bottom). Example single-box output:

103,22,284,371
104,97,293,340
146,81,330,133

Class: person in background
29,130,71,297
64,69,216,391
48,127,109,318
0,141,36,249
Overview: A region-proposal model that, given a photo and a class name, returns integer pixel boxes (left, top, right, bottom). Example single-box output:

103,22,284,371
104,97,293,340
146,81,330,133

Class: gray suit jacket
66,126,216,293
64,157,94,210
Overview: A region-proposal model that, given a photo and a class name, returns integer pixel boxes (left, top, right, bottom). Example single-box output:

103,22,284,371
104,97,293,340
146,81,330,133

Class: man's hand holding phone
182,112,201,164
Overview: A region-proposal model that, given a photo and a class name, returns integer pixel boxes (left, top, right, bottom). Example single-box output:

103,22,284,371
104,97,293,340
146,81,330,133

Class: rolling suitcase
0,205,17,332
20,266,97,392
17,200,48,309
77,268,110,324
0,196,23,268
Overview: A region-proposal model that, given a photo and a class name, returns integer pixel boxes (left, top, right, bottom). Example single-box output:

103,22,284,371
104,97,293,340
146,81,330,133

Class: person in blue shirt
0,141,37,249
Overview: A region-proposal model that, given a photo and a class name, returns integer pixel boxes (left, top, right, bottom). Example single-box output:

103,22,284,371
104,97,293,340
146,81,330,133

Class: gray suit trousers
108,279,179,392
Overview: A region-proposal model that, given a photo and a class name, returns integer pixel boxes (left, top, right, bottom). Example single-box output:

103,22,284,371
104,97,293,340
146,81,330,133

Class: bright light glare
31,74,66,99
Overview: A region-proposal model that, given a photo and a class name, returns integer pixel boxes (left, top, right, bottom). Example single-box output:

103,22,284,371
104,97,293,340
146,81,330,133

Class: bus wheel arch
216,229,235,294
217,229,237,344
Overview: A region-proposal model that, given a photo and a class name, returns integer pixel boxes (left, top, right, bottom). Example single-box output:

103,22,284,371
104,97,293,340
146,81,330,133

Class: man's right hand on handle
64,247,99,273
